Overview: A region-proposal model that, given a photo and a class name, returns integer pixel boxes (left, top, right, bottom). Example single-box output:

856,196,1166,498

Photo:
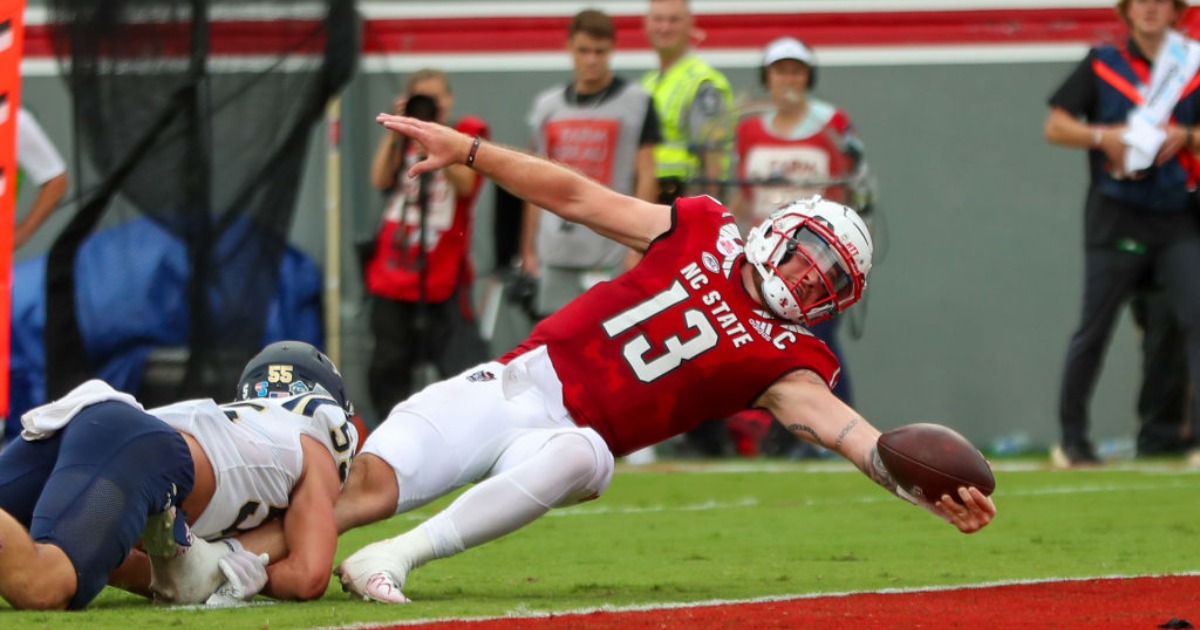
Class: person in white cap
728,36,874,457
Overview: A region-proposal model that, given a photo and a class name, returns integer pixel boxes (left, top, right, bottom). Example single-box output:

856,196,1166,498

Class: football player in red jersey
325,114,997,603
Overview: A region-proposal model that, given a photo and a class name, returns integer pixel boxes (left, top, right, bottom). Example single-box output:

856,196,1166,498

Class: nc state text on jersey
682,260,804,351
680,261,754,347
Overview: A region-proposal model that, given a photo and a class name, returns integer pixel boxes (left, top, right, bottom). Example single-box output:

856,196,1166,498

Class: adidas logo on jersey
749,318,774,342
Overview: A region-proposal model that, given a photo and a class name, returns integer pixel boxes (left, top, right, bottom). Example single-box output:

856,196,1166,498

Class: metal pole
324,96,342,365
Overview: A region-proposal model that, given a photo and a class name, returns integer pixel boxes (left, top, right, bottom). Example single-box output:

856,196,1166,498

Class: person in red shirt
363,69,491,420
726,36,874,457
329,114,995,603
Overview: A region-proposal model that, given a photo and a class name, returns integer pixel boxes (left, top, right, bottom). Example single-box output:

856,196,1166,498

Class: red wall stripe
360,9,1127,54
21,7,1136,59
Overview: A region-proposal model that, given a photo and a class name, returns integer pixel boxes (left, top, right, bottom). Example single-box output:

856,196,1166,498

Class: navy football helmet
237,341,352,414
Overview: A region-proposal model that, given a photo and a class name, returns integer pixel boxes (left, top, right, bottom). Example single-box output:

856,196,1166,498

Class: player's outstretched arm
376,113,672,253
261,436,343,600
759,371,996,534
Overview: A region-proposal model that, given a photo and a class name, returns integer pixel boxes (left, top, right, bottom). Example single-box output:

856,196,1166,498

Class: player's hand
205,550,270,606
376,113,468,177
933,486,996,534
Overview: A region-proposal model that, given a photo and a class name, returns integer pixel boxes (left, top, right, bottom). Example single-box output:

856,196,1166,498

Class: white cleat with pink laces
337,544,413,604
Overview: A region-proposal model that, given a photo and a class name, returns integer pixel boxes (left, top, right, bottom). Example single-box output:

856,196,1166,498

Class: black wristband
466,136,481,166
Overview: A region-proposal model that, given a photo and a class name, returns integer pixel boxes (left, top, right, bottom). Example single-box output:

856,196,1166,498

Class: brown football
877,423,995,505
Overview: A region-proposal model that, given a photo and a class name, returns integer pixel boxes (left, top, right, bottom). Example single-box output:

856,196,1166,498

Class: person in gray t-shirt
519,9,661,318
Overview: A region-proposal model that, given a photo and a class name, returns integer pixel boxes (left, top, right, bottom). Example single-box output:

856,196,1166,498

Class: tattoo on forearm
833,418,860,449
864,447,897,492
788,423,825,447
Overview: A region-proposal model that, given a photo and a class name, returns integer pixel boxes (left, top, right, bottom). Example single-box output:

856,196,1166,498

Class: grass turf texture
3,459,1198,628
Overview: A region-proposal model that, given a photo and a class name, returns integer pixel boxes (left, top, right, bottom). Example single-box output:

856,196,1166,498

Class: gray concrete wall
16,51,1143,451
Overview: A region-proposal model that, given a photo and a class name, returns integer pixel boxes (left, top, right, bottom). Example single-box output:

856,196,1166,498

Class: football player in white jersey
0,341,354,610
116,341,359,604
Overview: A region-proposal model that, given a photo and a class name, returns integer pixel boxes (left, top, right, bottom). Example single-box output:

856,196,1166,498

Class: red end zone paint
381,575,1200,629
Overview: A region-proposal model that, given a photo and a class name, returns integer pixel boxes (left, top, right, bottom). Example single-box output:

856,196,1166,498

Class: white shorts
361,354,615,515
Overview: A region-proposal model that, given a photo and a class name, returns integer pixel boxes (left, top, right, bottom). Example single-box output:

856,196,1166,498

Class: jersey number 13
601,280,719,382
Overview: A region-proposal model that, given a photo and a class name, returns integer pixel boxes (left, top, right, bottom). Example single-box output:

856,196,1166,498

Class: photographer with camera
363,69,491,420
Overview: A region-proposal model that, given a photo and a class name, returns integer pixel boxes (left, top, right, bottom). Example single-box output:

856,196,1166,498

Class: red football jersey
501,197,840,456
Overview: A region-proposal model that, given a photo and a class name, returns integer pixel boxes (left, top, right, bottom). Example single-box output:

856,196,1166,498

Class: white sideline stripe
383,477,1200,522
307,571,1200,630
612,459,1200,473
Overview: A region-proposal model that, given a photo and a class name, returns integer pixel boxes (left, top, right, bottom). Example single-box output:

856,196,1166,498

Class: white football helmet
744,196,873,325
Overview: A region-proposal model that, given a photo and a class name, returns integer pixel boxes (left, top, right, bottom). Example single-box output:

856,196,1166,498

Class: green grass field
3,458,1199,629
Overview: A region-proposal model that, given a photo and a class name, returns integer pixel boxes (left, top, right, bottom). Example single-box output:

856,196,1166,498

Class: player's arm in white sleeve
758,370,996,533
259,436,342,600
376,113,673,254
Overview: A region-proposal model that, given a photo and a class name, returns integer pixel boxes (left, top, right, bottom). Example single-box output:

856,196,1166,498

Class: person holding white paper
1044,0,1200,466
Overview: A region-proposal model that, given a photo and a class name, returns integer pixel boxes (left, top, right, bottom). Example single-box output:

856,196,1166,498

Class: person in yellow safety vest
641,0,734,204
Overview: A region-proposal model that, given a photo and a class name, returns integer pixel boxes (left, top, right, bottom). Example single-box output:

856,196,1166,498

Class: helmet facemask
745,197,870,326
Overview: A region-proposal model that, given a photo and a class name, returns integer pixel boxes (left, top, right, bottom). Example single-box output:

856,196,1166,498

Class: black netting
44,0,358,403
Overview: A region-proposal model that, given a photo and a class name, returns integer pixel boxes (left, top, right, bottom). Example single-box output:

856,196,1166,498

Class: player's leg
23,401,194,609
0,428,65,526
337,361,528,598
339,425,614,603
0,431,75,608
423,425,614,551
0,507,77,609
339,363,613,602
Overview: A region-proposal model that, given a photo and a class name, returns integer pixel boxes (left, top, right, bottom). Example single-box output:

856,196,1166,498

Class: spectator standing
728,37,872,457
519,9,661,318
363,69,491,420
642,0,735,456
641,0,733,203
14,107,68,249
1044,0,1200,466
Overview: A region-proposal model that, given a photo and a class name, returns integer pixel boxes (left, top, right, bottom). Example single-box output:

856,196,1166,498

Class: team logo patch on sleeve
467,370,496,382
